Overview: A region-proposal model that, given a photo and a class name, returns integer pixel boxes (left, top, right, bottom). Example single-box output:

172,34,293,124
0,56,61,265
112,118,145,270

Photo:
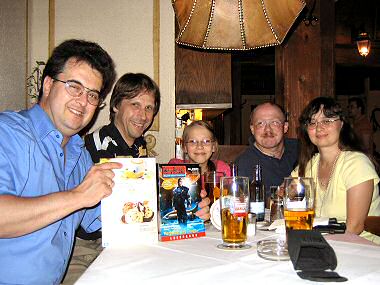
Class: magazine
101,157,158,247
158,163,206,241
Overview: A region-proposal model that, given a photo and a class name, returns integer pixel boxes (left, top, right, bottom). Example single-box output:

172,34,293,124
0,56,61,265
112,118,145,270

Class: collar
23,104,84,147
253,141,285,159
109,121,146,148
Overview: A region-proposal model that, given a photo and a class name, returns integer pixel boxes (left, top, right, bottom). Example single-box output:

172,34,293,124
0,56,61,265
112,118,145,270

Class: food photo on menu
100,157,159,247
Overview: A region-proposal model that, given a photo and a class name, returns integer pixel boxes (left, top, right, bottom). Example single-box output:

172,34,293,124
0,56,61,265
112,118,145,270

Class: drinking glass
269,195,284,224
203,171,224,205
283,177,315,232
217,176,250,250
268,186,279,208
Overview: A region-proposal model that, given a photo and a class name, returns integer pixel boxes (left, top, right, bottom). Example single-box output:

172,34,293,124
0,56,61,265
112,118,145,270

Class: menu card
101,157,158,247
158,164,206,241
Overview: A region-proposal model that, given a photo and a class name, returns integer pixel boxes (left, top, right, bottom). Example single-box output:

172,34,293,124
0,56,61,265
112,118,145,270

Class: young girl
169,120,231,176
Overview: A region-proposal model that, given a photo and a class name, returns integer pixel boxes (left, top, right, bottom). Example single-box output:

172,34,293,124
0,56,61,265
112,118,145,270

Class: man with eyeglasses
0,39,121,285
235,102,298,200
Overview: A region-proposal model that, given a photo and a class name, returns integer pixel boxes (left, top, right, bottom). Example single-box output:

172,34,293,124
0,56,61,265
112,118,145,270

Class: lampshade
172,0,306,51
356,32,371,57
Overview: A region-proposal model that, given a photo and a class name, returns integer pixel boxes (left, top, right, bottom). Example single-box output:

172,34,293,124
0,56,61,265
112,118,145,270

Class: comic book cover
101,157,158,247
158,164,206,241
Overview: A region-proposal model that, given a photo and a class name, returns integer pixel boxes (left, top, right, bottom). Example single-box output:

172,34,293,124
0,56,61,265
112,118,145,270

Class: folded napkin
287,230,347,282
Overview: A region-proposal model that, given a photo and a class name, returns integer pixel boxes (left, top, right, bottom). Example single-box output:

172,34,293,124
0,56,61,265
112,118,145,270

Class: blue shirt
0,105,101,285
235,136,299,198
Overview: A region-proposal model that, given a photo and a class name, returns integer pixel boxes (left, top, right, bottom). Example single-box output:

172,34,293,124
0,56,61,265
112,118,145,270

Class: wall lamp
356,32,371,57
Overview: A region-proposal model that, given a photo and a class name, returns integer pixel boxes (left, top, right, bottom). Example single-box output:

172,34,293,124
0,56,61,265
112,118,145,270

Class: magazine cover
101,157,158,247
158,164,206,241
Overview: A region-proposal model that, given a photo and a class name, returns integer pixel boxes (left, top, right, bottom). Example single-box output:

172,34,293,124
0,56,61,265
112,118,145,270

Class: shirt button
64,232,67,237
60,153,63,157
56,134,60,138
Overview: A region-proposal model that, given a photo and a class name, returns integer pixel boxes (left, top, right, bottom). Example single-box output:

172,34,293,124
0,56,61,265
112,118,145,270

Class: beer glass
203,171,224,205
217,176,250,250
283,177,315,231
257,178,314,261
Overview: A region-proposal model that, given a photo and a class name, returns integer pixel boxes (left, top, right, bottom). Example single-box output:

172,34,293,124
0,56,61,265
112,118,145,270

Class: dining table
75,223,380,284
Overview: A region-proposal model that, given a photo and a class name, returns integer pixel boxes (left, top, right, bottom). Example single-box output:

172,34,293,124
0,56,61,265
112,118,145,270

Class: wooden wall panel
276,0,335,138
175,46,231,106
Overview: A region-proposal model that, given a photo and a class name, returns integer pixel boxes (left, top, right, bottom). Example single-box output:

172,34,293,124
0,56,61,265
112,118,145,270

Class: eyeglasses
254,120,284,129
185,139,214,147
52,78,102,106
306,118,340,129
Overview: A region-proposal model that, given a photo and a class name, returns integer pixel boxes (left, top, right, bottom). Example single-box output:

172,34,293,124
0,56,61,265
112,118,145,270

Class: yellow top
292,151,380,244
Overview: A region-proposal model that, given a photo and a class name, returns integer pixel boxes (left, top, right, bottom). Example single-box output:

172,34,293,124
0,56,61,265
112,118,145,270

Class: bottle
229,162,238,177
249,164,265,222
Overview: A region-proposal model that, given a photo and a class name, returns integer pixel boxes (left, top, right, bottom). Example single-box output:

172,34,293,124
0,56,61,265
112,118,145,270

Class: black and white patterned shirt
84,122,148,163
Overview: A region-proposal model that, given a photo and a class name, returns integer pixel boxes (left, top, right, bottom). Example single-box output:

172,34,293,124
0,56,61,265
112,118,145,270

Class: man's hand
74,162,123,208
195,189,210,220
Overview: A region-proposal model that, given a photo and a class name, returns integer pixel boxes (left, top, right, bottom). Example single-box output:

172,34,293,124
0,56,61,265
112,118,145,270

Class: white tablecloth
75,225,380,285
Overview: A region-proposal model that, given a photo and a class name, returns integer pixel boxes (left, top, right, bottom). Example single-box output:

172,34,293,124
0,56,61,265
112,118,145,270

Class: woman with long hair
294,97,380,243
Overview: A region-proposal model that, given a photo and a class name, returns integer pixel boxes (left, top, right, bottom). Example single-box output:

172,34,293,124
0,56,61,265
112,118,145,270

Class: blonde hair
181,120,218,171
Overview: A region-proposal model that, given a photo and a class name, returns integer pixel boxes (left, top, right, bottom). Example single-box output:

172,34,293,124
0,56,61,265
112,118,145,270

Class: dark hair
181,120,217,172
38,39,116,102
109,73,161,121
348,97,365,115
250,102,287,125
297,97,364,176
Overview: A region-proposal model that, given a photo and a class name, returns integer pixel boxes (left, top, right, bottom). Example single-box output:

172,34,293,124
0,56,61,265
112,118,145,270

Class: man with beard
235,102,298,199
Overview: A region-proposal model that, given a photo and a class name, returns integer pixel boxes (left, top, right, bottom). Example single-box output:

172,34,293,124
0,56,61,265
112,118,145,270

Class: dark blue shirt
235,136,299,198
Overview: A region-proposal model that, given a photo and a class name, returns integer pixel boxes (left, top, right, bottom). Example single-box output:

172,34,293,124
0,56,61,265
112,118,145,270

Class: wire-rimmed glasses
53,78,102,106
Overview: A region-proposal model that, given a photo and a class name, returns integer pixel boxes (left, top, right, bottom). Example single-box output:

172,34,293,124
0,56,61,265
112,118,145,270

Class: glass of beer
203,171,224,206
217,176,250,250
283,177,315,232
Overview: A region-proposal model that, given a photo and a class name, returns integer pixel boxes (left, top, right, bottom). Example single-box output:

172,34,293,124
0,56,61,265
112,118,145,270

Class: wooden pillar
275,0,335,138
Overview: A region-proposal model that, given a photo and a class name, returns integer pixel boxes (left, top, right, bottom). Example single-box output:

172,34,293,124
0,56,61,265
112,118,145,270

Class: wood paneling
276,0,335,138
175,46,231,106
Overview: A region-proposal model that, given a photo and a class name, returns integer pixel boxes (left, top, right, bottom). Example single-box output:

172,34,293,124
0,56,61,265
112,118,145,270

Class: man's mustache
262,132,275,137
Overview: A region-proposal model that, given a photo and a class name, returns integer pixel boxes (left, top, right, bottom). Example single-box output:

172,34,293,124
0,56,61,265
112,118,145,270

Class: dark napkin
287,230,348,282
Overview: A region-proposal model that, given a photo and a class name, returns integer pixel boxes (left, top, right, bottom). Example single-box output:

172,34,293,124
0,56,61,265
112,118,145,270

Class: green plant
26,61,45,103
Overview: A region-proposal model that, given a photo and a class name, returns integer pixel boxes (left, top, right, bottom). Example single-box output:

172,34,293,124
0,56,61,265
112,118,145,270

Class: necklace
317,151,341,217
317,151,341,189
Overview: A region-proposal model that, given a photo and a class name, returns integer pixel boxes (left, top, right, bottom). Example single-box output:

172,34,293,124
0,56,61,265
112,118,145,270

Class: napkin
287,230,347,282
